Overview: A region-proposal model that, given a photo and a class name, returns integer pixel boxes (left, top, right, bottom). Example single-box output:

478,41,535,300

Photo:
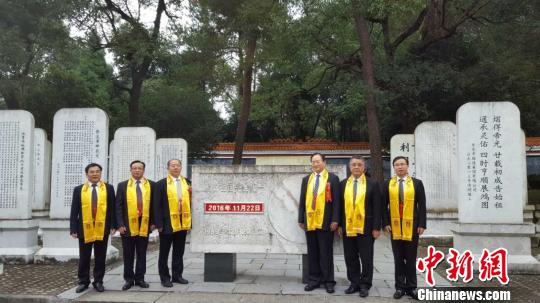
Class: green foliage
1,0,539,154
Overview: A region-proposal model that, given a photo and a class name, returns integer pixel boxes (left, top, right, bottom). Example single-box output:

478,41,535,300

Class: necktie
136,180,143,217
311,174,320,210
91,183,98,220
176,178,182,213
353,179,358,206
398,179,404,218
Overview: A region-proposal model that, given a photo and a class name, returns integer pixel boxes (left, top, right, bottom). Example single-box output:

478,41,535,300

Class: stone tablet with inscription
49,108,109,219
415,122,457,210
457,102,524,223
111,127,156,186
33,128,51,211
155,138,188,180
0,110,35,219
190,165,346,254
390,134,416,177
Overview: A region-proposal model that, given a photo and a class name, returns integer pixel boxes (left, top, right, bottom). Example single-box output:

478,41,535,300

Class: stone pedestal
423,209,458,239
204,253,236,282
452,223,540,273
0,219,39,264
34,219,118,263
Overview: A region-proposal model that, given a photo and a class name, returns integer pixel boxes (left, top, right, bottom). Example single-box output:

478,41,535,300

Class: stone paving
59,234,442,302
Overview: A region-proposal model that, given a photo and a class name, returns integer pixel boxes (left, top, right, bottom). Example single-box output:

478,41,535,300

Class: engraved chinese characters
0,110,38,263
190,165,347,254
49,108,109,219
0,110,35,219
457,102,523,223
415,122,458,210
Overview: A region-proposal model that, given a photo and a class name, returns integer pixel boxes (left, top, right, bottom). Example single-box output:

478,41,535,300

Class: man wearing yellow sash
69,163,116,294
298,153,341,293
382,156,426,300
153,159,192,288
115,160,155,290
338,156,381,298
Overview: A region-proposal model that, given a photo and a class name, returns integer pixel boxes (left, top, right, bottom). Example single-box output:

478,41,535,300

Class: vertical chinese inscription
0,121,20,208
62,120,96,207
50,108,108,219
0,110,34,219
476,115,504,210
457,102,523,224
415,122,457,210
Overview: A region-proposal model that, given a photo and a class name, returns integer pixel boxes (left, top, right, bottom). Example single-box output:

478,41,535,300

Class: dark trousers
158,231,187,282
305,229,335,286
343,233,374,289
391,235,419,291
121,235,149,283
78,235,108,285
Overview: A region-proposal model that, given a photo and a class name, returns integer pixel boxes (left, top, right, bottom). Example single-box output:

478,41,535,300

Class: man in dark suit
339,155,381,297
115,160,155,290
298,153,341,293
153,159,192,287
70,163,116,293
382,156,426,300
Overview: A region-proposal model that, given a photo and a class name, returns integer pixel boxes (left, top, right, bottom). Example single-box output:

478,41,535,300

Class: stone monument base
452,223,540,274
34,219,119,263
424,209,458,241
204,253,236,282
0,219,39,264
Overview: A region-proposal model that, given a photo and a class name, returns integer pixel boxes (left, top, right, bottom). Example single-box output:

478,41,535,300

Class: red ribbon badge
325,182,332,203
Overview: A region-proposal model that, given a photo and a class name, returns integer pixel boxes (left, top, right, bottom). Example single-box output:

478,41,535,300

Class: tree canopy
0,0,538,160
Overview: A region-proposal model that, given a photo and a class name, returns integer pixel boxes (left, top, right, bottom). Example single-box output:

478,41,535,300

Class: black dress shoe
304,284,319,291
359,288,369,297
135,280,150,288
93,282,105,292
325,283,335,294
407,289,419,300
122,281,134,291
393,289,405,299
161,280,173,288
344,284,359,294
172,277,188,284
75,284,88,293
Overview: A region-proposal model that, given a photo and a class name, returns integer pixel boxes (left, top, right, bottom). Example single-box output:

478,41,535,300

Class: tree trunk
353,7,384,183
128,76,143,126
232,35,257,164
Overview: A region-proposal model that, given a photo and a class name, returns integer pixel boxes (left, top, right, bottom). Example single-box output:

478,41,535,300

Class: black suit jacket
339,176,382,234
298,171,341,231
152,177,192,234
381,177,427,235
115,179,156,236
69,183,116,242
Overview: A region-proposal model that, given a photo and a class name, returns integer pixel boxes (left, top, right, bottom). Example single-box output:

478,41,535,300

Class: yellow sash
126,178,151,237
81,181,108,244
389,176,415,241
166,175,191,232
305,169,329,231
344,174,367,237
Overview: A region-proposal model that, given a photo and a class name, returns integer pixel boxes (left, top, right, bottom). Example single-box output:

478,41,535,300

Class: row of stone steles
0,108,186,264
